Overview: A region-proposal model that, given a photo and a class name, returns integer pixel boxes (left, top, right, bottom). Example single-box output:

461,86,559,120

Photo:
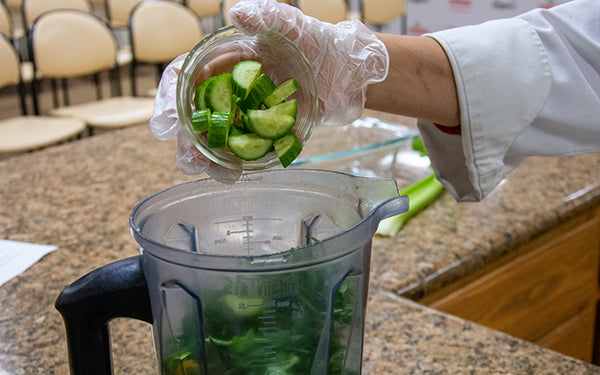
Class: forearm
365,33,460,127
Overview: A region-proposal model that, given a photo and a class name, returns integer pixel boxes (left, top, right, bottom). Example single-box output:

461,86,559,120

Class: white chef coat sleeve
417,0,600,202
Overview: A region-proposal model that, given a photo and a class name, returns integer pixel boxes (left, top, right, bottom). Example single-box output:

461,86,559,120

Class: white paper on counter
0,240,57,287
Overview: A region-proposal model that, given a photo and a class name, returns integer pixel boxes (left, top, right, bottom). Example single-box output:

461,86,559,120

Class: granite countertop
2,120,600,374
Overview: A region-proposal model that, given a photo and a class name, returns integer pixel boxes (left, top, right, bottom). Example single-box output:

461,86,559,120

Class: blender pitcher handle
55,255,152,375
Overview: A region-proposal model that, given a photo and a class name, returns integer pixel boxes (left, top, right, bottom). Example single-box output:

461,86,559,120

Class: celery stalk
376,173,445,237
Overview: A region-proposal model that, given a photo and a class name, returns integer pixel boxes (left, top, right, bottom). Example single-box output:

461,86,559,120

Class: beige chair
223,0,294,25
104,0,146,66
5,0,21,11
222,0,239,26
0,1,12,38
297,0,349,24
129,0,203,96
104,0,143,27
362,0,406,33
0,31,86,156
183,0,222,31
22,0,93,33
29,9,154,132
21,0,94,81
1,3,34,90
183,0,220,19
3,0,26,40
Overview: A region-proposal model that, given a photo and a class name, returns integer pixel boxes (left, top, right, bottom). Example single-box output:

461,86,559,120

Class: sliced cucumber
242,73,276,110
235,96,250,114
188,61,304,167
191,108,211,132
193,77,216,110
207,112,232,148
230,93,239,115
206,73,233,113
274,132,302,168
228,131,274,161
240,113,250,129
263,77,299,108
232,60,261,99
247,99,297,140
229,124,246,136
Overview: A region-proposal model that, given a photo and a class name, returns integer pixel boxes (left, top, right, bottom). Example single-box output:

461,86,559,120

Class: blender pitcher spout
369,196,410,230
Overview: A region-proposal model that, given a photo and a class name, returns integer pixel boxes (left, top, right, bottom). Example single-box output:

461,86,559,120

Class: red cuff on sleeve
434,123,462,135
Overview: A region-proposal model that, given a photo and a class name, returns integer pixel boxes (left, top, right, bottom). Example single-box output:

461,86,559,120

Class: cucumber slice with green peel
263,77,299,108
242,73,276,110
235,96,250,114
191,108,211,132
193,77,216,110
240,113,250,129
187,64,304,167
232,60,262,99
230,93,240,116
206,73,233,113
228,132,274,161
229,124,246,136
208,112,232,148
247,99,297,139
274,132,302,168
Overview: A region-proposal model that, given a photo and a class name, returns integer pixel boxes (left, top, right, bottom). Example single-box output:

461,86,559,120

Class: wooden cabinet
420,208,600,363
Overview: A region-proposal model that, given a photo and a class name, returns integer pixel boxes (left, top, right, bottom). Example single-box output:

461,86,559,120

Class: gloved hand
230,0,389,127
149,54,242,183
149,0,389,178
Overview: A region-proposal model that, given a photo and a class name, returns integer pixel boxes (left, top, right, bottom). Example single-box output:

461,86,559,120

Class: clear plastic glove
149,54,242,183
230,0,389,127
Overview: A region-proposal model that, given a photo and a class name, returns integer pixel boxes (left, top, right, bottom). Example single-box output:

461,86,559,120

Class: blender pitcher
55,169,409,375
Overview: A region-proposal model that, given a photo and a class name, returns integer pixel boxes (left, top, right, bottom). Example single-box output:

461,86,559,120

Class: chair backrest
362,0,405,25
105,0,143,27
223,0,295,26
30,9,117,79
184,0,220,18
22,0,92,30
0,2,12,37
5,0,21,12
222,0,240,26
297,0,348,24
130,0,203,64
0,31,20,90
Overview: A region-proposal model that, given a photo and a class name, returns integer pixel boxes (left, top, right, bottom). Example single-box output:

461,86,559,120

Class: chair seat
0,116,86,153
49,96,155,128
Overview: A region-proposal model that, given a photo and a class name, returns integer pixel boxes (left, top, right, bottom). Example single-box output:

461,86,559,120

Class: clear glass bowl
176,26,318,170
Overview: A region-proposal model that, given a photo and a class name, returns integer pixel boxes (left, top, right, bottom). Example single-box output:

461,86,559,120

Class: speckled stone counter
2,122,600,374
369,151,600,301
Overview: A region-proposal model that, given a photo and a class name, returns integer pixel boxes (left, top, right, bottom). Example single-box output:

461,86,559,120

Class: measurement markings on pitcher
258,305,279,364
214,216,284,254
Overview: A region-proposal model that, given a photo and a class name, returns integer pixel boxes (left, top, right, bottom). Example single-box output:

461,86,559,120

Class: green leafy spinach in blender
161,271,357,375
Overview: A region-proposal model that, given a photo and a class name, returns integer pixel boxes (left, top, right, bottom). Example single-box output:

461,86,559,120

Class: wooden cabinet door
421,210,600,361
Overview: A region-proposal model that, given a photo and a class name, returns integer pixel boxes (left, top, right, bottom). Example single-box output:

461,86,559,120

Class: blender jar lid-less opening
129,170,405,271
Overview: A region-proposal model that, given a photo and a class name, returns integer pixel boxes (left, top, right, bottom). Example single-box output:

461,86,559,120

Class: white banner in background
406,0,573,35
